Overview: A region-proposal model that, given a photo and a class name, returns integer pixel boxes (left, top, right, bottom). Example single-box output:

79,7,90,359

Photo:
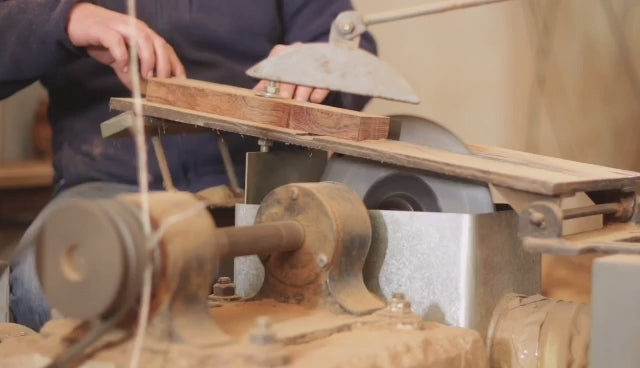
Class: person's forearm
0,0,80,99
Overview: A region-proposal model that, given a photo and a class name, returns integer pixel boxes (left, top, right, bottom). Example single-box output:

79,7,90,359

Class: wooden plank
145,78,390,141
100,112,210,139
0,161,54,189
469,144,640,185
110,98,640,196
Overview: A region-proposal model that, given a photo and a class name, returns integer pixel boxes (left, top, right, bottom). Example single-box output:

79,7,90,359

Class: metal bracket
520,198,640,255
329,11,366,49
255,183,385,315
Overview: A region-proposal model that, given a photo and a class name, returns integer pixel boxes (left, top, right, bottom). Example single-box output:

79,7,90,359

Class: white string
126,0,152,366
150,202,208,246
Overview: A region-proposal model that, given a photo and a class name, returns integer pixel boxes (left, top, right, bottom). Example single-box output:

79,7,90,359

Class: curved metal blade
246,43,420,104
322,115,494,214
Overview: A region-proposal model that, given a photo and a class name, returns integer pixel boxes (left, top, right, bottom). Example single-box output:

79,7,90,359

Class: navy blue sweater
0,0,376,192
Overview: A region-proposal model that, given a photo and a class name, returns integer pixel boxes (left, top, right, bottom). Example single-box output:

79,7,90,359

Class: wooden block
145,78,390,141
288,104,389,141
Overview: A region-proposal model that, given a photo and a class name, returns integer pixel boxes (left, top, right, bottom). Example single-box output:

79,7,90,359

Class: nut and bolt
388,292,412,314
213,276,236,297
258,139,273,153
528,210,546,228
264,81,280,98
340,21,355,34
382,292,422,330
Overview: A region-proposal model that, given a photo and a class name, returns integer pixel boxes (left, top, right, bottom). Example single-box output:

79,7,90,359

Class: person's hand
67,3,186,89
254,43,329,103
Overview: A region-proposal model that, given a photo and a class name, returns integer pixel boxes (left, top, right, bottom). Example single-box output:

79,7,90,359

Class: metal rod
563,203,621,220
151,136,176,191
217,221,305,258
363,0,512,26
216,131,243,196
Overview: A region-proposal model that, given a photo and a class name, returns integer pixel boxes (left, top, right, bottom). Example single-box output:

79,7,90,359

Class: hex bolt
388,292,412,314
258,139,273,153
213,277,236,297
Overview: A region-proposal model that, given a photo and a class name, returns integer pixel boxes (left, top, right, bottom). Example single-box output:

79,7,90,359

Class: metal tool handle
362,0,512,26
331,0,512,48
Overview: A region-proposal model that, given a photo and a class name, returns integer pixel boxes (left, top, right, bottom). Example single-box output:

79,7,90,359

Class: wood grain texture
110,98,640,196
0,161,53,189
469,144,640,188
145,78,390,141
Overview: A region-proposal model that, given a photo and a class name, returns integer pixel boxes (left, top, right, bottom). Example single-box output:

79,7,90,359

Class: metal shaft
216,221,305,258
563,203,622,220
216,132,242,196
363,0,511,26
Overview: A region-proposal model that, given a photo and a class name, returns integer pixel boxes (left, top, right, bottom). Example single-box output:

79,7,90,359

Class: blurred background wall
353,0,640,171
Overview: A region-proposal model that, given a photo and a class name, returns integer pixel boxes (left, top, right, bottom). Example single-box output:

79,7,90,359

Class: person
1,0,376,331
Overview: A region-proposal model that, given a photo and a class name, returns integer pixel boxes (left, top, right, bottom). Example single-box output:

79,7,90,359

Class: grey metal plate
245,150,328,204
246,43,420,104
591,255,640,368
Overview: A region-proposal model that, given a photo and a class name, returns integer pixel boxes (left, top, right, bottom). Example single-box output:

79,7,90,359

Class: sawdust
0,301,489,368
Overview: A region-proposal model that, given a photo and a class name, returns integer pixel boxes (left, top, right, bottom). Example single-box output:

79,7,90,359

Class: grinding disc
322,115,494,213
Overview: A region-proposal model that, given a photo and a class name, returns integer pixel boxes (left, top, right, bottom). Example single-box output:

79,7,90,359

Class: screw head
340,21,355,34
389,292,412,313
528,210,546,228
218,276,232,284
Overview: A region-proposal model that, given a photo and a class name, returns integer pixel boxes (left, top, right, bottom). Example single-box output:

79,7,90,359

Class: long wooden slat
145,78,390,141
109,98,640,196
468,144,640,183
